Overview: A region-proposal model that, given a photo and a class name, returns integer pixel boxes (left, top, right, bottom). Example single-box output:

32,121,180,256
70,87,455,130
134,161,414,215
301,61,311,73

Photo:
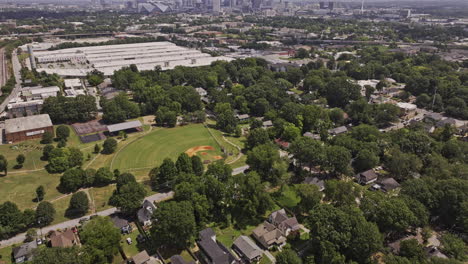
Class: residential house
378,178,401,192
13,241,37,263
236,114,250,122
262,120,273,129
274,138,290,149
170,255,195,264
232,236,263,263
197,228,238,264
303,177,325,191
357,169,378,185
110,214,132,234
436,118,465,128
303,132,320,140
195,87,208,97
128,250,152,264
49,229,77,248
424,112,445,122
328,126,348,136
252,222,287,249
268,209,300,236
138,200,157,227
425,246,448,259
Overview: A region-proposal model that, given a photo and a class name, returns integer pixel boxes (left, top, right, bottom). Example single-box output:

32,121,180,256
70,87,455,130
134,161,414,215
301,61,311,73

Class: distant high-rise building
252,0,262,9
319,2,325,9
213,0,220,13
328,2,334,10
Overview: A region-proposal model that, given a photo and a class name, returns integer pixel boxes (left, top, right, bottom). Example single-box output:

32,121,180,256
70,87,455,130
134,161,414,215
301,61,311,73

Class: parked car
126,238,132,245
36,238,42,245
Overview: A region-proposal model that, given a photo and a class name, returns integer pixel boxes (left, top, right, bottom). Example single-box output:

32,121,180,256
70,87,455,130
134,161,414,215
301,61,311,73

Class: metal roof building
107,120,143,133
34,42,232,77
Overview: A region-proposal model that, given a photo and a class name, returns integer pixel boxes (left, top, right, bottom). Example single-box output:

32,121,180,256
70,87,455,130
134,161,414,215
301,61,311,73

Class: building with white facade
34,42,232,77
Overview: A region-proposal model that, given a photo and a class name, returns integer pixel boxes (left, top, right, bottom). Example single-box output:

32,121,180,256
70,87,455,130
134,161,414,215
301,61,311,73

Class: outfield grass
111,124,222,172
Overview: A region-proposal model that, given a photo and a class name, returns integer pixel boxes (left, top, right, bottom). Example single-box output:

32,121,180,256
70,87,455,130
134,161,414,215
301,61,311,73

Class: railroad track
0,48,6,89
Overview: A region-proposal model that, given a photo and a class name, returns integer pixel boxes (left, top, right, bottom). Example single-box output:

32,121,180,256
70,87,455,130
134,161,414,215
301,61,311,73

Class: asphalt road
0,49,22,114
0,191,174,248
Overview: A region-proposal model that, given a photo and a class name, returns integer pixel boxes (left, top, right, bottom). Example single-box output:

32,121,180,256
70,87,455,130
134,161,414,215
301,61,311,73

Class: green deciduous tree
176,153,193,174
246,128,271,150
277,249,303,264
151,201,196,248
80,216,121,263
94,167,114,186
36,185,45,202
102,138,117,154
205,161,232,182
399,239,425,262
323,146,352,176
150,158,177,189
353,149,379,172
56,125,70,141
191,155,204,176
41,132,54,144
0,155,8,176
36,201,55,227
296,184,322,215
441,234,467,261
60,168,85,193
32,247,92,264
67,191,89,217
109,182,146,215
16,154,25,167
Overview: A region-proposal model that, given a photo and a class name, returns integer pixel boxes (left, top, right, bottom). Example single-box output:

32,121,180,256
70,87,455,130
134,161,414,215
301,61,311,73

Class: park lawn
274,185,301,209
0,139,48,172
89,185,116,212
0,244,13,264
111,124,222,171
51,195,74,225
0,169,62,210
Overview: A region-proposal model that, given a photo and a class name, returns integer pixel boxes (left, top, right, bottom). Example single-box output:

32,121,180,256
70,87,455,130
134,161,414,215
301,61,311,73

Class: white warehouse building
33,42,232,77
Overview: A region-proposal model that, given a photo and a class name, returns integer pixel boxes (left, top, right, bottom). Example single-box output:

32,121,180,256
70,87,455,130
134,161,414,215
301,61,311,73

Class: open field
111,124,223,172
0,170,62,209
0,121,244,233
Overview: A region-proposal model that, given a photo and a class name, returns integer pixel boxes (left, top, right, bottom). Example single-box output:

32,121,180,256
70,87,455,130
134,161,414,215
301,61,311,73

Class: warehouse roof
107,120,142,133
5,114,53,134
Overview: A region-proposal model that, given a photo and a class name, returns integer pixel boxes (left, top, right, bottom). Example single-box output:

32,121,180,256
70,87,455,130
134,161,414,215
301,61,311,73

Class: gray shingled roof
233,236,262,260
5,114,53,134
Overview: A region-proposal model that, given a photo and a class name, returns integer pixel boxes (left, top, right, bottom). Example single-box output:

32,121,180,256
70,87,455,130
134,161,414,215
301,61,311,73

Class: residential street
0,191,174,248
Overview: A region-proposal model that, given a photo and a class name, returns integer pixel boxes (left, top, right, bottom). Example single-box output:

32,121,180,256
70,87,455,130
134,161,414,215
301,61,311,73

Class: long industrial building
33,42,232,77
